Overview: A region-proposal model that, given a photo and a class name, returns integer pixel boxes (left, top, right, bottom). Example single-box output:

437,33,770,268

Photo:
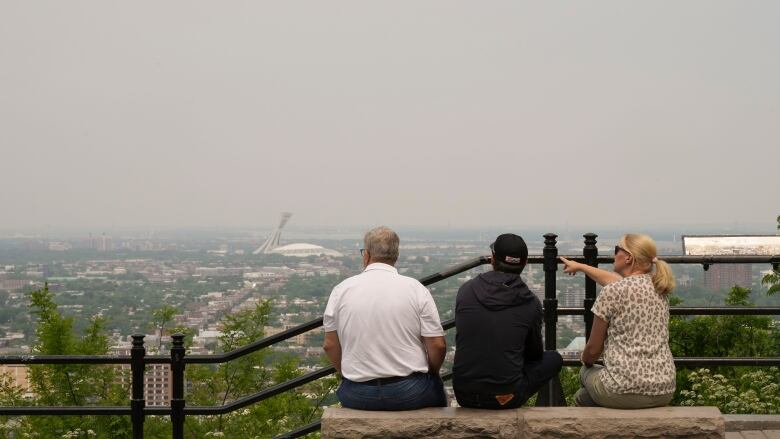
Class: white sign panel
682,235,780,256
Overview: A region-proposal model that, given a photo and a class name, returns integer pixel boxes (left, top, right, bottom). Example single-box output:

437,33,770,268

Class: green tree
13,284,131,438
669,284,780,412
151,305,177,352
1,287,337,438
670,286,778,359
183,301,337,438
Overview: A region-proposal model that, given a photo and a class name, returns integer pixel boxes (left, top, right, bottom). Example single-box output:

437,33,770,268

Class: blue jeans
337,372,448,411
454,351,563,409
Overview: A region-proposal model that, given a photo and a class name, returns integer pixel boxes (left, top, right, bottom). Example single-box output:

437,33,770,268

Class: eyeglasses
359,248,366,256
614,245,630,256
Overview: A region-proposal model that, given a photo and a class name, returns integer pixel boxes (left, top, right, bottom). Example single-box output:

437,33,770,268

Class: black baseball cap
490,233,528,265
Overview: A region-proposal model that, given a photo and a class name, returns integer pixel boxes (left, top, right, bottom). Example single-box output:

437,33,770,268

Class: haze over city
1,1,778,232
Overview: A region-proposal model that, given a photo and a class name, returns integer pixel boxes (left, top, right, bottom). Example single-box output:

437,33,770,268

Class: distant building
269,243,343,258
677,274,694,288
264,325,308,346
253,213,343,258
48,241,72,251
0,279,34,291
95,233,113,252
254,212,293,254
559,287,585,308
703,264,752,290
113,343,171,407
0,364,33,398
195,267,243,277
559,336,586,361
244,266,294,280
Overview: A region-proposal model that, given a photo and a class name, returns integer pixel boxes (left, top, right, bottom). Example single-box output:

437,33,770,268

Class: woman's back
592,274,676,395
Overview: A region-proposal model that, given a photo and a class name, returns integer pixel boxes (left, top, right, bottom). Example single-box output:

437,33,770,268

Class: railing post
542,233,559,352
536,233,565,407
170,334,185,439
583,233,598,340
131,334,146,439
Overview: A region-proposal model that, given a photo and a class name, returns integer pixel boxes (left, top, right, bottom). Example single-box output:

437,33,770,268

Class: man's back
453,270,543,393
324,262,443,381
323,226,448,411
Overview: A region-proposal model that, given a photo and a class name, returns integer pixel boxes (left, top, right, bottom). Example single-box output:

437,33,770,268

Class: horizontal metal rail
0,355,170,365
0,355,133,365
184,318,325,365
417,256,490,285
530,255,780,265
558,307,780,316
0,406,132,416
560,358,780,367
183,367,336,415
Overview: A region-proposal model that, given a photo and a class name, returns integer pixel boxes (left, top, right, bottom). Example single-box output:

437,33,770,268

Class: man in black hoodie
453,233,563,409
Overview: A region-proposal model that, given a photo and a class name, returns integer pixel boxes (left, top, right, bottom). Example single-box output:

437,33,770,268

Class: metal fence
1,233,779,439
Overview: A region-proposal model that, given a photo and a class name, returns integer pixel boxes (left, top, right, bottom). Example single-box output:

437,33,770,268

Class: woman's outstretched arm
559,256,623,287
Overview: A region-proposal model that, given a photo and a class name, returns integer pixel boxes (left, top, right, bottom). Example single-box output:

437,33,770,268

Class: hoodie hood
471,271,536,310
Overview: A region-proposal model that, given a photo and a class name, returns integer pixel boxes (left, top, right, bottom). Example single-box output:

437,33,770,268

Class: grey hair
364,226,400,265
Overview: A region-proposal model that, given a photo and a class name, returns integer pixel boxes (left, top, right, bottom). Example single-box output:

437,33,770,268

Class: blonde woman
560,234,676,409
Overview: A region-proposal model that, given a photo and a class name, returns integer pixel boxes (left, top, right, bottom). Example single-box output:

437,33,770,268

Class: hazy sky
1,1,778,232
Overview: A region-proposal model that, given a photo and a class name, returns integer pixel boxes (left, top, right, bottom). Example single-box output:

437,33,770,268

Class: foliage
558,367,581,407
10,284,132,438
670,286,779,359
0,286,338,438
182,301,338,437
150,305,177,352
679,368,780,414
669,284,780,411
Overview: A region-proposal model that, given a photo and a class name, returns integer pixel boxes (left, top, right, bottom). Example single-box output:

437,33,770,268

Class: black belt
356,372,423,386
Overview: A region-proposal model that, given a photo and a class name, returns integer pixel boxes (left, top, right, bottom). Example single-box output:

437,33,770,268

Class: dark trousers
337,372,448,411
454,351,563,409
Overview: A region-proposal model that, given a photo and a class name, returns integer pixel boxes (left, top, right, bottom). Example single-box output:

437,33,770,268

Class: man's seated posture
453,233,562,409
323,226,447,410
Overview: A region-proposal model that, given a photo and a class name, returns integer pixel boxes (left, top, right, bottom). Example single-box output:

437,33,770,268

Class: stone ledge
321,407,520,439
322,406,725,439
520,407,724,439
724,415,780,432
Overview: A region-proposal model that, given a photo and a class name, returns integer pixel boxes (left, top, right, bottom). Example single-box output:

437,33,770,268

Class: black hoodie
452,270,543,394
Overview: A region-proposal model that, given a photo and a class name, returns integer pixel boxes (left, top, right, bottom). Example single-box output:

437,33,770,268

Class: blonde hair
620,234,675,296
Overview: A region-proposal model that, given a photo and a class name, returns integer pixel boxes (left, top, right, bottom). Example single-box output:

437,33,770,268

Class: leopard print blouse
591,273,676,395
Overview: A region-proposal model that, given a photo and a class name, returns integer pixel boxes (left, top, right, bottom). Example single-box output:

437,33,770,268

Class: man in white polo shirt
323,226,447,410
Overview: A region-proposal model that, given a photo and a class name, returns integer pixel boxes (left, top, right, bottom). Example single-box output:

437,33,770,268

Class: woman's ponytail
652,259,675,296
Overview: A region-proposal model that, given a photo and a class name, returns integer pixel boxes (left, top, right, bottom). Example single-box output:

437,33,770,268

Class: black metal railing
1,233,779,439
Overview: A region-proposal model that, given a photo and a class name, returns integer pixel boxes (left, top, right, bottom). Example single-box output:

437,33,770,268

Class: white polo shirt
323,263,444,382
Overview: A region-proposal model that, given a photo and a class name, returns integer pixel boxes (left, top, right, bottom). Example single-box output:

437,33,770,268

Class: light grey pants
574,365,674,409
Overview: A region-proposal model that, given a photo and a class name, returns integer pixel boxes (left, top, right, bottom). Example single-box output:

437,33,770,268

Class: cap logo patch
504,256,522,264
